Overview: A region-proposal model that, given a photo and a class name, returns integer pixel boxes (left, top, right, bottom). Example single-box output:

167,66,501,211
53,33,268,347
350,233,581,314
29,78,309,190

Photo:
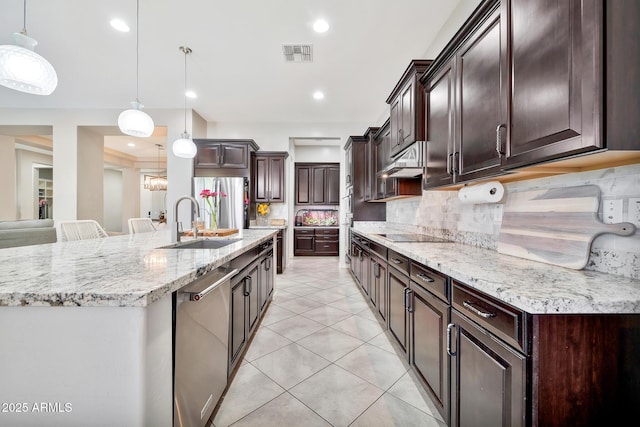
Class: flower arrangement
200,189,227,229
39,199,47,207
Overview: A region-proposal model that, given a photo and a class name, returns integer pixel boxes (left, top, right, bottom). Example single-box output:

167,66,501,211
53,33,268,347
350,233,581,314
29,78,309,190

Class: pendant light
172,46,197,158
118,0,154,138
144,144,167,191
0,0,58,95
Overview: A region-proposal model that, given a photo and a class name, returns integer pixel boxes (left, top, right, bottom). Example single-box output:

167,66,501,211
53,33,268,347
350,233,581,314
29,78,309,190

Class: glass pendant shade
172,132,197,158
0,32,57,95
118,101,154,137
144,175,167,191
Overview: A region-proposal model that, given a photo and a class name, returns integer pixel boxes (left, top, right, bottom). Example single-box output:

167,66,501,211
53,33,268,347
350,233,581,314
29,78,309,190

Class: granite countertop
352,229,640,315
294,226,340,229
0,229,277,308
250,225,287,230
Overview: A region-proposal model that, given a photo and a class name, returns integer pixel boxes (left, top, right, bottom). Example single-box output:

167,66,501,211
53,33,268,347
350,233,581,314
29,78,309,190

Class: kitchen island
0,229,276,427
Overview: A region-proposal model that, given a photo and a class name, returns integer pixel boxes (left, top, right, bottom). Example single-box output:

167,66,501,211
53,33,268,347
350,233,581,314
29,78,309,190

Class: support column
0,136,17,220
121,167,140,233
77,127,105,224
52,122,78,222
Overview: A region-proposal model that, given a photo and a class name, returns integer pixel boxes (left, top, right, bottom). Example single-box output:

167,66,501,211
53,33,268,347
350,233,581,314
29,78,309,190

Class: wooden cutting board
497,185,636,269
183,228,238,237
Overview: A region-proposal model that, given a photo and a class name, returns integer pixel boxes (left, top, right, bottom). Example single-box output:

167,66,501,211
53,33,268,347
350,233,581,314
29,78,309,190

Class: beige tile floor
213,257,447,427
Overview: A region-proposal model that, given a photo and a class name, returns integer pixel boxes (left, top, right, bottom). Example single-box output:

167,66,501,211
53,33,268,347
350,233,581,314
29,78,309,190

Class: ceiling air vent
282,44,313,62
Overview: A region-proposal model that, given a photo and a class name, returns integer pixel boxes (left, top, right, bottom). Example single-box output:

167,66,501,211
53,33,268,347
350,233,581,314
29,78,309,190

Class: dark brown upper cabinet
346,135,385,220
193,139,260,177
295,163,339,206
252,152,288,203
386,60,432,157
344,141,353,189
501,0,603,169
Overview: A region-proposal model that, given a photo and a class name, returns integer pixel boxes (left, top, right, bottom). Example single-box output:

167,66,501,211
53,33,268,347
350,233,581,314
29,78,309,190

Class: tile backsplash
386,163,640,279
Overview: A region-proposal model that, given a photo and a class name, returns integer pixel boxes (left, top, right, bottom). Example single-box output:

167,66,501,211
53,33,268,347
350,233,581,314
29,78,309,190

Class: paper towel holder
458,181,505,204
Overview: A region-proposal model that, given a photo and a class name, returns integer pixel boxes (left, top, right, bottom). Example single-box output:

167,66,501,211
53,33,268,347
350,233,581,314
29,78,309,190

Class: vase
209,210,219,230
257,214,268,226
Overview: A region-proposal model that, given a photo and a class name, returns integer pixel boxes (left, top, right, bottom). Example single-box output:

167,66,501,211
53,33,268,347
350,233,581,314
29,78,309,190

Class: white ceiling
0,0,468,125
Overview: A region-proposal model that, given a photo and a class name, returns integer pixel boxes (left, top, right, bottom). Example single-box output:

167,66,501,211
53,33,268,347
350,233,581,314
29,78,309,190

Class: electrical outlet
603,199,623,224
629,198,640,226
493,204,504,222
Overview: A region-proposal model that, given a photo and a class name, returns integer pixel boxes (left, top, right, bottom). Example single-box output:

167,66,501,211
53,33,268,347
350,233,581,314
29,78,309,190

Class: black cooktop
375,233,452,243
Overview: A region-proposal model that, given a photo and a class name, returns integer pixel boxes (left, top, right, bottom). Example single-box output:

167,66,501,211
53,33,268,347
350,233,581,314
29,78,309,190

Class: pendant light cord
184,47,187,131
21,0,27,33
136,0,140,103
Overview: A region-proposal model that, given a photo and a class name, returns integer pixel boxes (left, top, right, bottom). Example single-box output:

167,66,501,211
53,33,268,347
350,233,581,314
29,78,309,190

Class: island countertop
0,229,277,308
352,229,640,315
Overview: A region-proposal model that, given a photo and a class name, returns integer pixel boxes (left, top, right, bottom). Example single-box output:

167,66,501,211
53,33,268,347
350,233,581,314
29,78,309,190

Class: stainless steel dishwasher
174,266,237,427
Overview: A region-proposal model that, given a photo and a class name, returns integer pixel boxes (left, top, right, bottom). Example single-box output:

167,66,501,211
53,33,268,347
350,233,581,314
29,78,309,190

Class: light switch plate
603,199,623,224
493,204,504,222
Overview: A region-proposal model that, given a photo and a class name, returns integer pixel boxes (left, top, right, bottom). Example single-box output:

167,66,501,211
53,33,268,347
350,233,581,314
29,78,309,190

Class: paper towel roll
458,181,505,204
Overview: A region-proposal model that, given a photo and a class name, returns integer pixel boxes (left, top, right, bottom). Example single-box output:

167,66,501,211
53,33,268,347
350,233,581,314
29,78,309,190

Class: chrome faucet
172,196,201,243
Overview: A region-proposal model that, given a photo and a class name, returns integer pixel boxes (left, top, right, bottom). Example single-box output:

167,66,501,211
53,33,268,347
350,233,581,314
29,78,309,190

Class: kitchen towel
458,181,505,204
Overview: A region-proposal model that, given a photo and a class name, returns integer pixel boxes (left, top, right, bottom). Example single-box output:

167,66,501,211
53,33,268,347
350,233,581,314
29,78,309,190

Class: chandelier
144,144,167,191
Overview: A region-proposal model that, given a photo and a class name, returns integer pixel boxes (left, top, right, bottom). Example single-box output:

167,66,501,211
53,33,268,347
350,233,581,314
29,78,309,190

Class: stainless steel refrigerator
193,177,249,230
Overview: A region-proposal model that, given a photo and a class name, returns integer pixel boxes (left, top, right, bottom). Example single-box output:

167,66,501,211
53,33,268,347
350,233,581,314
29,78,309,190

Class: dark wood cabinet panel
245,262,260,336
276,230,284,274
387,60,432,157
327,166,340,205
295,163,339,206
503,0,602,168
311,167,327,204
295,165,311,204
194,139,259,177
388,267,409,355
424,59,456,189
411,281,450,424
229,273,248,369
253,152,287,203
450,309,526,427
457,8,504,181
348,135,385,219
295,227,338,256
344,141,353,188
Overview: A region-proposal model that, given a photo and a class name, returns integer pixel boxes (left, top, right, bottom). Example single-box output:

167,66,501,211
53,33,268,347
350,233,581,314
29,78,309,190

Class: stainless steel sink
160,239,239,250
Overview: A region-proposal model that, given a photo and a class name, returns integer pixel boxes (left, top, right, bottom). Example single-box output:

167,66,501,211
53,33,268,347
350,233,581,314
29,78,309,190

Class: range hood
379,141,424,178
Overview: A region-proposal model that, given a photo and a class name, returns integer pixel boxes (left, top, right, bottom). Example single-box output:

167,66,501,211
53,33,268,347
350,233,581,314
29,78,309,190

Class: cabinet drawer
316,235,337,241
315,228,338,236
410,261,448,303
295,228,314,236
315,241,338,254
452,281,527,353
368,240,387,260
387,249,409,276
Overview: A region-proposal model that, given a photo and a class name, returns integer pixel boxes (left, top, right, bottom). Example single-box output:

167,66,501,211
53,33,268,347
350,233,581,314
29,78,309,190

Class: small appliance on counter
295,209,339,226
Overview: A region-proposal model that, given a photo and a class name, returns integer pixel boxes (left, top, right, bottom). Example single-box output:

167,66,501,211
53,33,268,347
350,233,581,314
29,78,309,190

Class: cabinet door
450,310,526,427
424,59,456,189
311,167,327,204
229,273,247,368
374,261,388,322
400,80,415,149
245,262,260,335
194,143,222,168
266,251,274,298
504,0,602,168
326,166,340,205
295,165,311,204
359,250,370,296
411,282,450,423
254,156,269,201
456,8,505,182
268,157,285,202
294,232,315,255
259,256,269,311
388,267,409,356
345,143,353,188
220,144,249,168
389,97,402,154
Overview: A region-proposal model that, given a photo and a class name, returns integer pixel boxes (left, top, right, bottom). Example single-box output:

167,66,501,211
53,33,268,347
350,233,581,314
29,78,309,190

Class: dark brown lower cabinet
295,228,338,256
410,280,450,424
259,250,273,311
294,229,314,255
449,309,526,427
388,266,410,356
276,230,284,274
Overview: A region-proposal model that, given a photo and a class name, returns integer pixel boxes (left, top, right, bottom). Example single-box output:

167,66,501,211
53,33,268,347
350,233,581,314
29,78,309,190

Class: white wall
104,169,123,232
0,136,17,220
294,145,342,163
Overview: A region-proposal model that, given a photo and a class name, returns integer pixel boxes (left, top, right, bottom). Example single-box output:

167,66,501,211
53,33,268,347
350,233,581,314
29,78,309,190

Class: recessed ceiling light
110,19,130,32
185,90,197,99
313,19,330,33
127,142,136,147
313,91,325,100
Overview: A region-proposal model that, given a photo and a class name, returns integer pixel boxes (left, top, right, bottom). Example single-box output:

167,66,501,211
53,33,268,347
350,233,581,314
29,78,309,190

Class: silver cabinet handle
447,153,453,176
416,272,435,283
496,124,506,156
406,289,414,314
403,288,409,310
243,275,252,296
447,323,456,356
374,262,380,278
463,300,496,318
185,268,238,302
391,258,403,265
